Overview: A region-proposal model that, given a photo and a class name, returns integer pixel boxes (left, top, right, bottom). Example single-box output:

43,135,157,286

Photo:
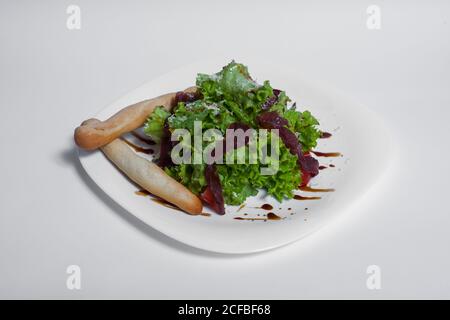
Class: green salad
144,61,322,214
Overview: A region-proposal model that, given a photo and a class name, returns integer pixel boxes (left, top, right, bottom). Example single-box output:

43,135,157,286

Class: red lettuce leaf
257,112,319,178
204,165,225,215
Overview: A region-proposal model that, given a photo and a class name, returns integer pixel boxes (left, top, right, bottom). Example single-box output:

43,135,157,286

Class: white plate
78,58,393,254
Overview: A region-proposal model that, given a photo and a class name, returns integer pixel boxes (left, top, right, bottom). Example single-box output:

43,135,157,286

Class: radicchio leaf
261,95,278,111
256,111,288,129
157,121,174,168
174,91,201,104
273,89,281,97
257,112,319,178
204,165,225,215
299,154,319,178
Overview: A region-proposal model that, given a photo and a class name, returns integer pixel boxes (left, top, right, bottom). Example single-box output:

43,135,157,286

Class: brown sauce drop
311,150,341,157
151,198,181,211
267,212,282,220
320,132,332,139
299,186,335,193
261,204,273,210
329,164,335,167
234,212,284,221
234,217,267,221
200,212,211,217
123,139,154,154
319,165,327,170
131,132,156,145
135,189,151,196
294,195,321,200
134,189,184,213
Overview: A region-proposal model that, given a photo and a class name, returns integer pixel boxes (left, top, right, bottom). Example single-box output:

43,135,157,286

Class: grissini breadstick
74,86,198,150
100,137,203,215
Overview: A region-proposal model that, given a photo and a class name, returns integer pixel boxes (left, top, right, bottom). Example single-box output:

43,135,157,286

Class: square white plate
78,58,394,254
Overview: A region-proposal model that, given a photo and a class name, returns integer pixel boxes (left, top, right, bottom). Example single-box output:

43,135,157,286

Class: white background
1,0,450,299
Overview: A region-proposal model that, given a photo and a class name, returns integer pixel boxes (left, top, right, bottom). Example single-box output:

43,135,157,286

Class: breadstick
74,86,198,150
101,138,203,215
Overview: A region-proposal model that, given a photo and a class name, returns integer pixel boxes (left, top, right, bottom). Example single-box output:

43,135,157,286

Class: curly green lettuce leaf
165,164,206,195
216,163,259,205
196,61,279,126
143,106,170,143
168,100,236,133
164,132,301,205
216,134,301,205
283,109,321,152
268,90,290,114
196,61,257,100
